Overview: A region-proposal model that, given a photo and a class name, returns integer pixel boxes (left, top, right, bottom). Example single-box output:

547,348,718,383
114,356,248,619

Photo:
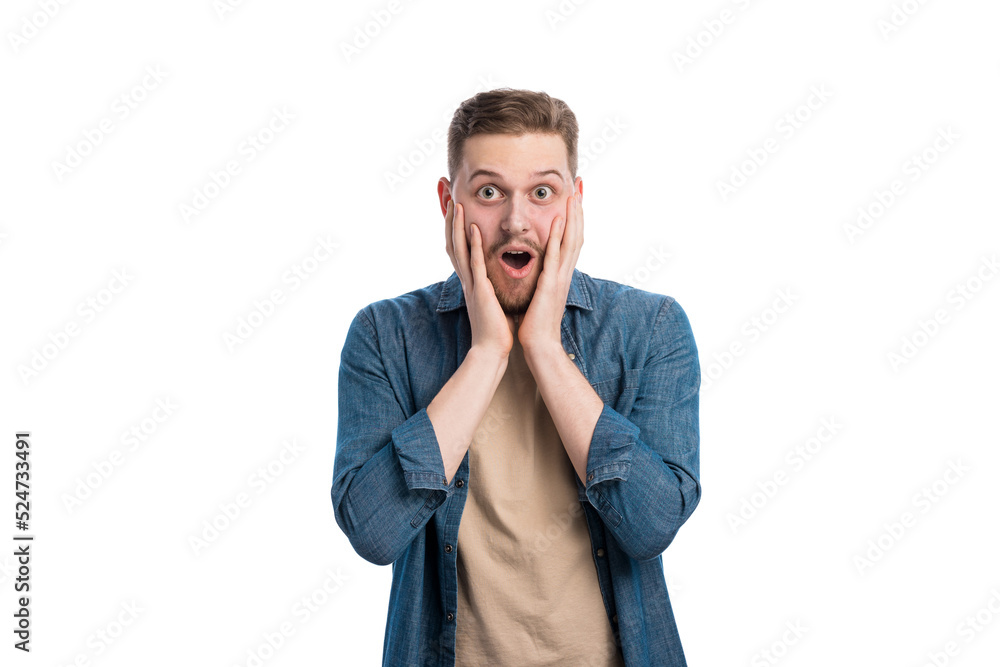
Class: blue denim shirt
331,268,701,666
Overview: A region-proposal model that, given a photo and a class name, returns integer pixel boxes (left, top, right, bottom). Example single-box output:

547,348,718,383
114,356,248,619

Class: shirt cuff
584,403,638,489
391,407,454,493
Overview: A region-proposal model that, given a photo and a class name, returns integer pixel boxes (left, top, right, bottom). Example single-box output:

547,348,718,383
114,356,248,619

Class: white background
2,0,999,665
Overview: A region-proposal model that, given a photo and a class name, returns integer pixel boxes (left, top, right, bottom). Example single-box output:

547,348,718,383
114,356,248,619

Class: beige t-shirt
455,333,624,666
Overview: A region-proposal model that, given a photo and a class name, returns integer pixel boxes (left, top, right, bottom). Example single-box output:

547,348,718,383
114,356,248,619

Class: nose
501,198,531,234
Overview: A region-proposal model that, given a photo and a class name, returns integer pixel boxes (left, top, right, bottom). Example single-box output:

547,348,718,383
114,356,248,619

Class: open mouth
499,249,535,279
501,251,531,270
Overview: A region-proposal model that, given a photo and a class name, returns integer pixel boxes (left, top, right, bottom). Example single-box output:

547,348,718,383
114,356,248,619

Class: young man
332,89,701,666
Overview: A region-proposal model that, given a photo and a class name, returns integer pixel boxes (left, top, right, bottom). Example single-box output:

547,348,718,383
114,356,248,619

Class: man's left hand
518,191,583,354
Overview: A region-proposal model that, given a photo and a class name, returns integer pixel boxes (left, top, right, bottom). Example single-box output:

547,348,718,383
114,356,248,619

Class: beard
484,249,544,315
488,266,536,315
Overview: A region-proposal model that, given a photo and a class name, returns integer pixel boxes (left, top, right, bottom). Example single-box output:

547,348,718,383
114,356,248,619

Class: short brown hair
447,88,579,183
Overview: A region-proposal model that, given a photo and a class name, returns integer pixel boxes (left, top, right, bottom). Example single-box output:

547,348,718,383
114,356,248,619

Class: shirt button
456,479,464,487
596,548,605,557
445,544,453,553
447,612,454,621
587,472,595,482
568,353,576,360
612,614,618,624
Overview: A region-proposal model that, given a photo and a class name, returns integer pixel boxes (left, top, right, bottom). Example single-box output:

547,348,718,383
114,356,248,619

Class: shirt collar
436,268,593,313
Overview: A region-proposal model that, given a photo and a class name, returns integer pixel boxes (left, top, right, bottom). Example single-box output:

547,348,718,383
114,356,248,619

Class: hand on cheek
443,200,512,357
518,193,584,352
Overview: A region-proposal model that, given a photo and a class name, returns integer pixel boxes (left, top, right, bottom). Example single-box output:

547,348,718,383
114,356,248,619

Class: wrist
467,343,509,370
521,338,565,365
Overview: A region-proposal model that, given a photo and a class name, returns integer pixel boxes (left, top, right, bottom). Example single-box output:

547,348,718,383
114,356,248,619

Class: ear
437,178,453,216
574,176,583,200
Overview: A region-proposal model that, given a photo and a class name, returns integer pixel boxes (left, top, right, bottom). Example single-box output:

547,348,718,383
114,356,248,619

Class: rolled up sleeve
583,297,701,562
330,308,454,566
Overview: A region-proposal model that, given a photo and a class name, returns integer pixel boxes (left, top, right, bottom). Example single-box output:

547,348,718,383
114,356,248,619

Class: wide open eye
477,185,502,200
534,186,552,199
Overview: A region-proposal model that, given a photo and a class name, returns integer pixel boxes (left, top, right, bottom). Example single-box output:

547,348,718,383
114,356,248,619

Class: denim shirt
331,268,701,667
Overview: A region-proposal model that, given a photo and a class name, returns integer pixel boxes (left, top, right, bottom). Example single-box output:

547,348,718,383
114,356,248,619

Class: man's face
438,132,583,315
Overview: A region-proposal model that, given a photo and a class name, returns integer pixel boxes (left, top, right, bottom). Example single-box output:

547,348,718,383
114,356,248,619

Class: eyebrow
468,169,565,182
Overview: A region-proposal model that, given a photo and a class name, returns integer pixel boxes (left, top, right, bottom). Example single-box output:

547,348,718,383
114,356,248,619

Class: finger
469,222,488,281
444,200,456,270
555,195,576,275
577,194,584,245
564,194,579,249
453,202,472,286
566,193,583,267
547,214,564,270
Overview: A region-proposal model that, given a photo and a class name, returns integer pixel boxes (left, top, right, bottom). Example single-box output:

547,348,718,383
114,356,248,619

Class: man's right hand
444,200,514,358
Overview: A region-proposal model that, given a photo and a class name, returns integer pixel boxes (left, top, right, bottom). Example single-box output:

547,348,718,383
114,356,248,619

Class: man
331,88,701,666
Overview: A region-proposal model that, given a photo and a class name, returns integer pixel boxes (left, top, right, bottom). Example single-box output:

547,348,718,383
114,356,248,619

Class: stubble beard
485,254,540,316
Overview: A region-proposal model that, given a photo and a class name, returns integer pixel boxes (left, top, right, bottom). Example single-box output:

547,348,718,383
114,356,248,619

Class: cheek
538,209,563,249
465,207,500,247
549,196,572,233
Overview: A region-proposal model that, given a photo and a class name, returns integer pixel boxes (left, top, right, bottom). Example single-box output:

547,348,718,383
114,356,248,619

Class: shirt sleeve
582,297,702,562
330,307,456,566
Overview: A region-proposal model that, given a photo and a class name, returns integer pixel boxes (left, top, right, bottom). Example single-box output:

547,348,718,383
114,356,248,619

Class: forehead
459,133,570,182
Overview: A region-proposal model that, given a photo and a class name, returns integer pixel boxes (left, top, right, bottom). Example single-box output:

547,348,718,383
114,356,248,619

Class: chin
493,281,536,316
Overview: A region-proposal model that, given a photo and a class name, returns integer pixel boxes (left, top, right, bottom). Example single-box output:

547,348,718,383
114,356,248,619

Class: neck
507,312,520,337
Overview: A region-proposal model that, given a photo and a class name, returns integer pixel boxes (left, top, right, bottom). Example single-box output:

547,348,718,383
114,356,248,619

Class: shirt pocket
588,364,642,415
